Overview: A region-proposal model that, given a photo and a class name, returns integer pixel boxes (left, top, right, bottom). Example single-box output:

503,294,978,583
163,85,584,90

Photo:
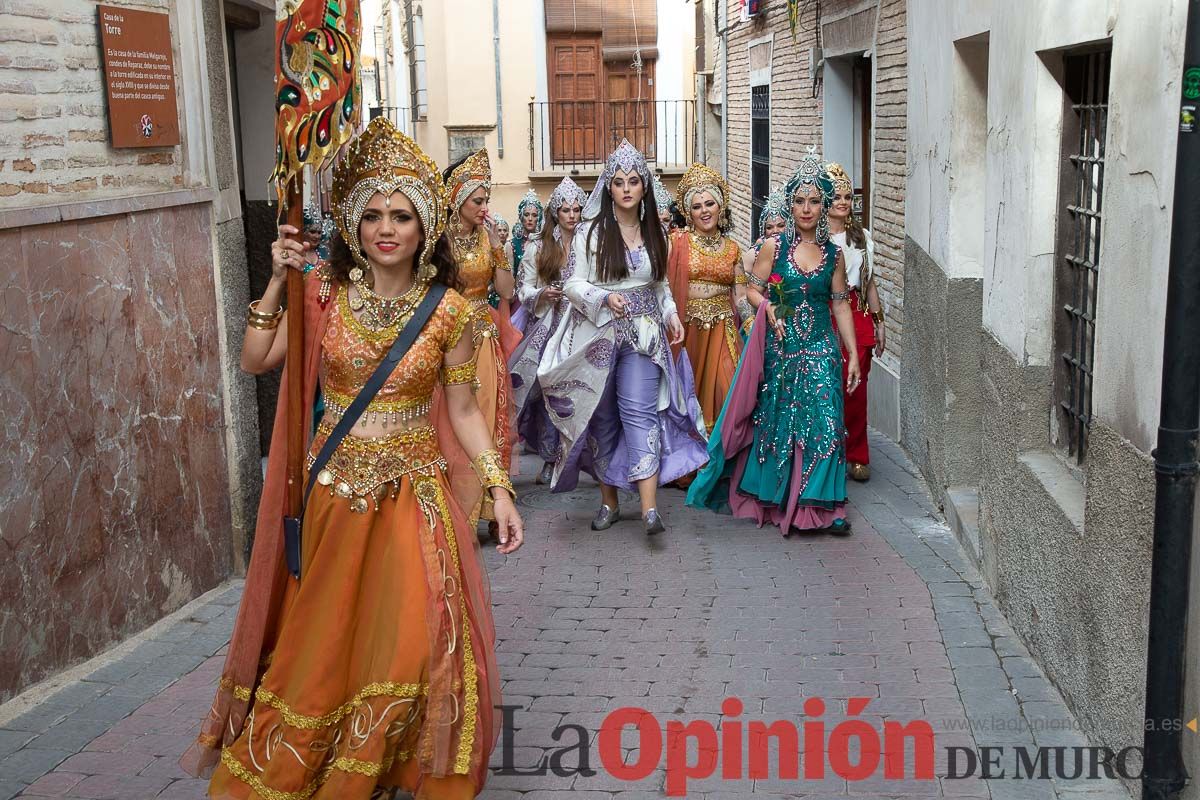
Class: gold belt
307,423,445,513
323,390,432,429
685,294,734,329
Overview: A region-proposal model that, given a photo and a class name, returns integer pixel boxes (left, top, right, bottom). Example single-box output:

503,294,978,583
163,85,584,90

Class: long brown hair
844,211,867,250
586,180,668,284
535,214,566,286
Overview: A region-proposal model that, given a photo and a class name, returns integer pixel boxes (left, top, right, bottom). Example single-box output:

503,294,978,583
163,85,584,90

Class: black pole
1144,2,1200,798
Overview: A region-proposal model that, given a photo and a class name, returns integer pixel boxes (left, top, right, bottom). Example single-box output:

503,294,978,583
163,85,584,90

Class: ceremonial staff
271,0,362,520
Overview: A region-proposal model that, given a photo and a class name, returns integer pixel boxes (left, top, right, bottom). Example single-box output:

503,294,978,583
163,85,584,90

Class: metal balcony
528,99,696,175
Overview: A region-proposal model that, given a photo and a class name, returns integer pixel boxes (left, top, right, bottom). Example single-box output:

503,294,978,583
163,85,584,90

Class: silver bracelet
831,289,851,301
747,273,769,290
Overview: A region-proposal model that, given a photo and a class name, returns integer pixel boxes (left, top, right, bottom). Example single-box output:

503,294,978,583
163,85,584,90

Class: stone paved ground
0,433,1134,799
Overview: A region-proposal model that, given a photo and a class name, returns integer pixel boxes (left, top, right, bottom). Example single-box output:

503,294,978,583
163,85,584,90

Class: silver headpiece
783,145,834,244
652,174,671,210
758,184,789,237
547,176,588,217
516,188,545,236
583,138,652,220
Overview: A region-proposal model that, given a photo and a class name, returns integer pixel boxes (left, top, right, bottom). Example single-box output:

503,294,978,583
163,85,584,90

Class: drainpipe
492,0,504,158
1143,2,1200,799
719,0,728,174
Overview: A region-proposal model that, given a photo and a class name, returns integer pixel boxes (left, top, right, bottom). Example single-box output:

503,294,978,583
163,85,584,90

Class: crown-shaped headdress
785,145,834,207
651,174,672,210
447,148,492,210
331,116,447,274
676,162,730,211
584,138,651,219
516,188,545,232
823,162,853,195
547,176,588,217
758,184,789,237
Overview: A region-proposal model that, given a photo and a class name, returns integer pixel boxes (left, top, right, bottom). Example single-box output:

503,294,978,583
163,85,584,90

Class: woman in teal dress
687,148,862,535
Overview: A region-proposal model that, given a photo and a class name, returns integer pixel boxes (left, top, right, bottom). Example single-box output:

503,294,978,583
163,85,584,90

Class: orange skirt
209,473,480,800
684,315,741,434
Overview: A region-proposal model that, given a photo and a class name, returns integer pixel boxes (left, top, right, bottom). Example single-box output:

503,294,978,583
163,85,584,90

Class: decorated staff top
272,0,362,207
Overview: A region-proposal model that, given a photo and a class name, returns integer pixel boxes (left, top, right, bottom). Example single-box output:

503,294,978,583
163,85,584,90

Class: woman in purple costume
536,140,708,536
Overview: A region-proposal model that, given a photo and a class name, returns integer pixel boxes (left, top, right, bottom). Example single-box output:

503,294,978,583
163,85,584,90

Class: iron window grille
1053,48,1110,463
750,85,771,238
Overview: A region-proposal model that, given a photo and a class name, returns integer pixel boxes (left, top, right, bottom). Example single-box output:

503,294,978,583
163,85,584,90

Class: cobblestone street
0,434,1133,799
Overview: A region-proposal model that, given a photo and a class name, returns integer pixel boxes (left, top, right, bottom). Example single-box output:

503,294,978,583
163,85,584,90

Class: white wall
823,56,855,178
906,0,1186,452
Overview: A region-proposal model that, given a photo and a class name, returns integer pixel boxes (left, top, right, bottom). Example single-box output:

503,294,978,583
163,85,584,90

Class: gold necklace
452,223,479,253
691,230,724,251
350,276,424,330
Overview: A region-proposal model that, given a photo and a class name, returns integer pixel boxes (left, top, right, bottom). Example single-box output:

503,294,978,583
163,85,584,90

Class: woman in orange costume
667,163,748,440
442,149,521,531
181,118,523,800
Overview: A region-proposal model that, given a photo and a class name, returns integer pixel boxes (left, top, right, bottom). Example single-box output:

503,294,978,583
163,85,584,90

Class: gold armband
492,246,512,272
441,358,479,388
871,308,885,324
472,449,515,500
248,300,282,330
735,273,749,285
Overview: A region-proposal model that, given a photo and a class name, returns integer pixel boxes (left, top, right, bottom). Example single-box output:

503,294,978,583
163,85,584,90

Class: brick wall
722,0,906,363
0,0,184,207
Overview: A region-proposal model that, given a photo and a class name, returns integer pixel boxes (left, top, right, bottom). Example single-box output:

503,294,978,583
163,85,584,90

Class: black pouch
283,516,302,579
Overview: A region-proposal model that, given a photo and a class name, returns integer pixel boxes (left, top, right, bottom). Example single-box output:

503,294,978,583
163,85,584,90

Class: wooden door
605,59,656,159
547,33,604,164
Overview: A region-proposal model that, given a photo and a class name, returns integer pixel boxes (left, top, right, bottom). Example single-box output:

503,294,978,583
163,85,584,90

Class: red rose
768,273,783,285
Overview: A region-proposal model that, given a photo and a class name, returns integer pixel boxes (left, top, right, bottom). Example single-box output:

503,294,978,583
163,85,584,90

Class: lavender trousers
589,342,662,485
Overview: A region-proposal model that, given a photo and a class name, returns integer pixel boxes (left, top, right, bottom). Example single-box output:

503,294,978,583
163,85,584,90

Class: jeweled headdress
516,188,545,233
547,176,588,217
758,184,789,237
823,162,853,195
446,148,491,210
331,116,447,273
676,162,729,212
583,138,651,220
492,212,510,234
651,175,672,211
784,145,835,244
785,145,834,207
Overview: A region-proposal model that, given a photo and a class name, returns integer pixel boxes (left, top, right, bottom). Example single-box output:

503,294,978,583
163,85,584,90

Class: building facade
368,0,697,216
0,0,275,702
713,0,907,439
905,0,1194,780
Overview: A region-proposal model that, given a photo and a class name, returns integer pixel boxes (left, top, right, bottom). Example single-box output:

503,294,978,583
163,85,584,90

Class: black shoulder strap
302,282,448,507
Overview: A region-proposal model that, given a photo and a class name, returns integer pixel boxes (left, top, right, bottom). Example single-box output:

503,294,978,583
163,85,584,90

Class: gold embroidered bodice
309,285,475,512
688,233,740,288
684,233,741,327
452,226,503,340
319,284,473,426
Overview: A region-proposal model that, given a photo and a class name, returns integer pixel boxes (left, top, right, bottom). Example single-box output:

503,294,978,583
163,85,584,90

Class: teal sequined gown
687,233,848,533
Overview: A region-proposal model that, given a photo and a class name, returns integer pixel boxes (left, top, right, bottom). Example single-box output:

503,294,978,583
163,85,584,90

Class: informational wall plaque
98,5,180,148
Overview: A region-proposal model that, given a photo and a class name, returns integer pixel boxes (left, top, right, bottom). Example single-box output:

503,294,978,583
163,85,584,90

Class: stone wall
977,333,1152,755
0,0,185,205
0,202,234,701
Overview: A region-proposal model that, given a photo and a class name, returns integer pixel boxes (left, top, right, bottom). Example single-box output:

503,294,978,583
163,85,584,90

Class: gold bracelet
249,300,282,320
472,448,515,501
247,315,280,330
871,309,884,324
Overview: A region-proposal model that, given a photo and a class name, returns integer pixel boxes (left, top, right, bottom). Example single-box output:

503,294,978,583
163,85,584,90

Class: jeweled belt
613,284,664,344
307,423,445,513
323,390,432,429
685,294,734,329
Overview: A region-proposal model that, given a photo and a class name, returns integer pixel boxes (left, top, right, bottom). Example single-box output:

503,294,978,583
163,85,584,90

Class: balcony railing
528,99,696,173
369,105,416,138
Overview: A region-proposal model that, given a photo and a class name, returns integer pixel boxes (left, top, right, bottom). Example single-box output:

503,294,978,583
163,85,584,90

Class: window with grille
1053,48,1110,463
750,85,770,237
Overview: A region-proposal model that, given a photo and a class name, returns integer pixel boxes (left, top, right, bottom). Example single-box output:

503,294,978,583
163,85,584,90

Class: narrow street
0,433,1133,799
